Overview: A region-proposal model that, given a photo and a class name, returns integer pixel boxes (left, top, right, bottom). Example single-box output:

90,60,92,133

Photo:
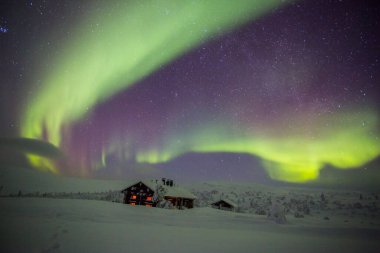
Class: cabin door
137,194,143,205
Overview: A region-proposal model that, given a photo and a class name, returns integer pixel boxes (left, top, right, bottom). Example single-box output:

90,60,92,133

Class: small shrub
255,208,266,215
294,212,304,218
267,203,287,224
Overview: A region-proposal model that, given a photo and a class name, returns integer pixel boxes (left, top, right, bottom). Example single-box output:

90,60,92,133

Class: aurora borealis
1,0,380,184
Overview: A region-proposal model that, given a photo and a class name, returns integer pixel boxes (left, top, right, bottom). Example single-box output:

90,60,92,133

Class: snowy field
1,197,380,253
1,167,380,252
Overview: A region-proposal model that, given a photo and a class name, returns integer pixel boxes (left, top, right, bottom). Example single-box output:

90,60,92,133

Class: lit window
130,203,136,206
146,196,152,201
146,204,152,207
131,195,137,199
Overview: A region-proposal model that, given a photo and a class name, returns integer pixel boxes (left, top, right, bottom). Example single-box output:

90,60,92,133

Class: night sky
1,0,379,186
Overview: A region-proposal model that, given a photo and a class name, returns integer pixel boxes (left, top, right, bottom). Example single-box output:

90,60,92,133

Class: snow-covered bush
255,208,266,215
267,203,287,224
156,199,174,209
154,185,167,202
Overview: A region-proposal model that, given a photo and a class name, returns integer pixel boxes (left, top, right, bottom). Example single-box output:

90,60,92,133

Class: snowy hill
0,166,130,194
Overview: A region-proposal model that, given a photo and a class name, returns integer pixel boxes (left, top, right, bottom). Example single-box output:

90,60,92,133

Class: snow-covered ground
1,167,380,252
1,197,379,253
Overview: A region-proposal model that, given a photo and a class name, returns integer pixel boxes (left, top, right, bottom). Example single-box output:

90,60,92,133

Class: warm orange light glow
130,203,136,206
146,196,152,201
146,204,152,207
131,195,137,199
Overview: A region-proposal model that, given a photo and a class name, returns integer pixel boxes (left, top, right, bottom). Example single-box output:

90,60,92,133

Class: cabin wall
183,198,194,209
123,182,155,207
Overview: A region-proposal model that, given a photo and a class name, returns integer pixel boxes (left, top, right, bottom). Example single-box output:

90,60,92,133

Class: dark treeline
1,190,124,203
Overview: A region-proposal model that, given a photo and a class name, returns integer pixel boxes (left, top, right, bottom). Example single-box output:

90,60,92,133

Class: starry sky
1,0,379,186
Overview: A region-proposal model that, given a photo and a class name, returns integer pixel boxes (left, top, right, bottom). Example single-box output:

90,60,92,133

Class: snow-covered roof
139,180,158,192
163,185,196,199
212,198,237,207
123,180,196,199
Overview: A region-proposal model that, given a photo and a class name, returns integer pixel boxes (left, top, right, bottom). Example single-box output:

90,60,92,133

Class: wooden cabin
211,199,237,212
121,178,196,209
121,181,156,207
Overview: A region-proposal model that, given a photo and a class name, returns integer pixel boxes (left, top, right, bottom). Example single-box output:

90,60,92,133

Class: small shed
121,178,196,209
211,199,237,212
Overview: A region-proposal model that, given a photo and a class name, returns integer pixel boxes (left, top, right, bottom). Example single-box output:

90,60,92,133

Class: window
131,195,137,199
146,196,152,201
145,204,152,207
130,203,136,206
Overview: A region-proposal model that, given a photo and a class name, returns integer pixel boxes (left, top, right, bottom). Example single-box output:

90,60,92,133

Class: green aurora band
22,0,287,146
20,0,380,182
134,109,380,182
21,0,288,172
